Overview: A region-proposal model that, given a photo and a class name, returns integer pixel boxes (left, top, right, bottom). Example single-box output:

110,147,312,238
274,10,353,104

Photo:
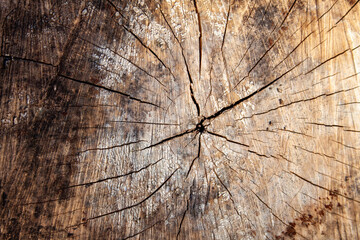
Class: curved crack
159,6,201,116
58,74,161,108
84,168,179,221
65,158,163,189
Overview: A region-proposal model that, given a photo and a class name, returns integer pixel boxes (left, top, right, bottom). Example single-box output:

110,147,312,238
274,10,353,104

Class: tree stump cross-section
1,0,360,239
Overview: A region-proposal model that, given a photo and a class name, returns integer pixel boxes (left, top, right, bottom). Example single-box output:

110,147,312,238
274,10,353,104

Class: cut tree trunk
1,0,360,239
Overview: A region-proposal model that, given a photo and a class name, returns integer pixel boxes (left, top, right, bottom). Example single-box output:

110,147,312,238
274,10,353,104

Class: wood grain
1,0,360,239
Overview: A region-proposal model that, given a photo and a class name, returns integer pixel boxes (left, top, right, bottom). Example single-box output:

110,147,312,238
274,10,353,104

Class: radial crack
213,168,241,217
273,31,313,69
78,140,143,154
233,36,280,90
159,7,201,116
295,145,359,169
248,150,270,158
87,168,179,221
207,131,249,147
58,74,160,108
221,2,232,50
335,0,360,24
248,188,290,227
0,55,56,67
177,200,189,239
65,158,163,189
141,128,196,151
193,0,202,76
278,0,298,31
123,212,172,240
106,1,176,80
206,59,305,121
238,86,359,120
291,171,360,203
111,120,180,126
305,48,349,74
186,135,201,178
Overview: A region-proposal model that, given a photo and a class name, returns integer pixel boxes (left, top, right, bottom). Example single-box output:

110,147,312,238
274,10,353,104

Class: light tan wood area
1,0,360,239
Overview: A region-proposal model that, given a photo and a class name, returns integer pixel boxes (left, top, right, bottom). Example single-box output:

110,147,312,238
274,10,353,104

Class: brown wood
1,0,360,239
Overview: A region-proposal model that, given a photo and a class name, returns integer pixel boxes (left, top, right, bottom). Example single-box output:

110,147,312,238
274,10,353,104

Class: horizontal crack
0,55,57,67
291,171,360,203
206,131,249,147
110,120,180,126
77,140,143,154
58,74,161,108
141,128,197,151
238,86,358,120
65,158,163,189
86,168,179,221
206,59,305,121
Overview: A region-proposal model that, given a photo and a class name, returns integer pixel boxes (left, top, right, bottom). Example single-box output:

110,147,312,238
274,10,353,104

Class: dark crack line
273,31,314,69
335,0,360,24
78,140,143,154
344,129,360,133
305,48,349,74
206,131,249,147
58,74,160,108
294,145,359,169
18,197,73,206
318,0,339,21
248,149,270,158
110,120,180,126
159,7,201,116
190,85,201,116
141,128,196,151
232,0,303,93
233,40,254,74
65,158,163,189
213,168,241,217
106,1,176,80
338,102,360,106
220,2,234,91
176,200,189,239
206,59,305,121
204,62,214,108
271,154,295,164
248,188,310,240
186,135,201,178
93,48,167,89
331,139,359,150
305,122,347,128
86,168,179,221
233,36,281,90
106,0,126,18
45,18,169,90
193,0,202,75
238,86,359,120
122,25,176,79
291,171,360,203
276,128,314,138
278,0,298,31
0,55,57,67
123,211,172,240
248,188,289,227
221,1,232,50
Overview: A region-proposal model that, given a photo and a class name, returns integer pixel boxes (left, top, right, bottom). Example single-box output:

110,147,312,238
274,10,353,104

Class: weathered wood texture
1,0,360,239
